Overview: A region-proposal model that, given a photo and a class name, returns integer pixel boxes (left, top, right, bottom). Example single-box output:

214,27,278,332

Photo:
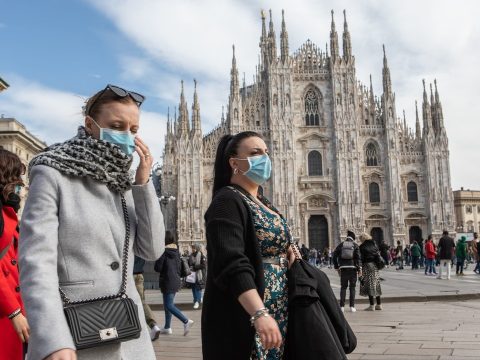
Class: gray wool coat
19,165,165,360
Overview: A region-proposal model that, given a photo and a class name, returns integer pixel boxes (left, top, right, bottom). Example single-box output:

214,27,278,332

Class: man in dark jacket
437,230,455,280
332,230,362,313
378,240,389,267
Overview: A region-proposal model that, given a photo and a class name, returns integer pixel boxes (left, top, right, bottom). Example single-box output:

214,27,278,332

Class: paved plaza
145,265,480,359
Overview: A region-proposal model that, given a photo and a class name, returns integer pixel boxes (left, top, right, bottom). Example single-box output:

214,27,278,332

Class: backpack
341,240,355,260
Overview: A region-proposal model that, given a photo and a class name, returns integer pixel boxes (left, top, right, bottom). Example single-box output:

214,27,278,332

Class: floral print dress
233,188,291,360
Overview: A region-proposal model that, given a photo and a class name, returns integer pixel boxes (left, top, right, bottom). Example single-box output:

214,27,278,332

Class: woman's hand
45,349,77,360
134,136,153,185
254,315,282,350
10,313,30,343
287,245,297,269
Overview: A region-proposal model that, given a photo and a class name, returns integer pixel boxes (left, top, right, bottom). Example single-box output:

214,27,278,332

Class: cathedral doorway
308,215,329,252
409,226,422,243
370,227,384,247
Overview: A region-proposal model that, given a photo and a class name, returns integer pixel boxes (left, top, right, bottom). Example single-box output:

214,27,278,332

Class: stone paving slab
151,299,480,359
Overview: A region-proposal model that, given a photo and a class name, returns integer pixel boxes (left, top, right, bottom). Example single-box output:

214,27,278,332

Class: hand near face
134,136,153,185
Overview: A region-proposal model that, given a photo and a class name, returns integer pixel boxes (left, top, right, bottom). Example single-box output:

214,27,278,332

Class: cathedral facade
161,10,455,251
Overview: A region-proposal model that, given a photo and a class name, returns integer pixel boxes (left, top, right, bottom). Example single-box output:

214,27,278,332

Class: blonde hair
360,232,372,242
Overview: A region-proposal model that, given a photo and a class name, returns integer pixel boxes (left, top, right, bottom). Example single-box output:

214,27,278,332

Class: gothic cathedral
162,10,455,250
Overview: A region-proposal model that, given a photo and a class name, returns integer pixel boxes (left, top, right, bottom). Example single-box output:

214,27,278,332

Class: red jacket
0,205,23,360
425,241,436,260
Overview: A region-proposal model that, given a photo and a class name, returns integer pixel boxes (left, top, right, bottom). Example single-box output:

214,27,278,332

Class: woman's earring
233,168,239,175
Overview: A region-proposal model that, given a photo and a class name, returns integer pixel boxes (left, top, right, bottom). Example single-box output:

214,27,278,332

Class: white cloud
0,75,167,164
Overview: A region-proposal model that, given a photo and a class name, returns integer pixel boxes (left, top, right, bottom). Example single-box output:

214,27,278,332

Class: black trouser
340,268,357,307
412,256,420,269
369,296,382,306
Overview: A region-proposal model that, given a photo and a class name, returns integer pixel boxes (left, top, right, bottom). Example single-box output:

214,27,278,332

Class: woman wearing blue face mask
19,85,165,360
202,131,296,360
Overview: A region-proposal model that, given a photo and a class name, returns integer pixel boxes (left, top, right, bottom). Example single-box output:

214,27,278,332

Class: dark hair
165,230,176,245
442,230,449,236
427,234,433,241
212,131,263,196
0,149,26,200
84,88,136,119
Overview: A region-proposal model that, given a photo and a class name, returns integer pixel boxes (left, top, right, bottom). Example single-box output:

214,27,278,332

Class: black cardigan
201,186,265,360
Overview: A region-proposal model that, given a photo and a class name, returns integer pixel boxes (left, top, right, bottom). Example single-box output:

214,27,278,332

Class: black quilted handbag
60,195,141,349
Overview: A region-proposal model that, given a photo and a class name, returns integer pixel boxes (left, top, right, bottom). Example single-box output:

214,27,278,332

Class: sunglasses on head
86,84,145,116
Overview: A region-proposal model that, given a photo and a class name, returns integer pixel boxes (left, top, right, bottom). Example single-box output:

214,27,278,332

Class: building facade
162,10,455,251
0,117,47,214
454,189,480,234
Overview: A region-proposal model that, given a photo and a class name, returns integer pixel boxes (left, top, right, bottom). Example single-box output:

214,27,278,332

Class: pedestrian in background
333,230,362,313
134,256,161,340
378,240,389,268
395,241,404,270
410,241,421,270
424,235,437,276
473,233,480,274
437,230,455,280
19,84,165,360
455,236,467,276
0,149,29,360
188,243,206,310
359,233,383,311
154,231,194,336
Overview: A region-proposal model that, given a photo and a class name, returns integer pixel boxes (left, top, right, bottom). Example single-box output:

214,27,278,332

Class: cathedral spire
429,82,438,132
382,45,392,97
259,10,267,67
422,79,432,134
230,45,240,101
267,9,277,63
342,10,352,61
191,79,202,137
369,74,375,105
167,106,171,135
415,100,421,139
178,80,189,136
330,10,340,60
434,79,445,130
280,9,289,63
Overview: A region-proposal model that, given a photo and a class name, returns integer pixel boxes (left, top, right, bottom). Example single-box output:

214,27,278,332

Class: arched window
369,182,380,203
466,205,473,214
407,181,418,202
308,151,322,176
305,89,320,126
366,142,379,166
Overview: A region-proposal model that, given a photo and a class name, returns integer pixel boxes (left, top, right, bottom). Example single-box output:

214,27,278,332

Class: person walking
188,243,206,310
437,230,455,280
455,236,468,276
19,84,165,360
134,256,161,340
359,233,383,311
378,240,389,268
410,241,421,270
395,241,404,270
424,235,437,275
473,233,480,274
154,231,194,336
308,247,318,266
0,149,30,360
332,230,362,313
202,131,297,359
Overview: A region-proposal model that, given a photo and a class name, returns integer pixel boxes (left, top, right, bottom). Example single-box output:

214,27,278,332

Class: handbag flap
64,298,141,349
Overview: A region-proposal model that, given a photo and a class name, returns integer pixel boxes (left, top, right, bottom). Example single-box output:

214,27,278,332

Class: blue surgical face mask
14,185,22,195
90,117,136,156
234,154,272,185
